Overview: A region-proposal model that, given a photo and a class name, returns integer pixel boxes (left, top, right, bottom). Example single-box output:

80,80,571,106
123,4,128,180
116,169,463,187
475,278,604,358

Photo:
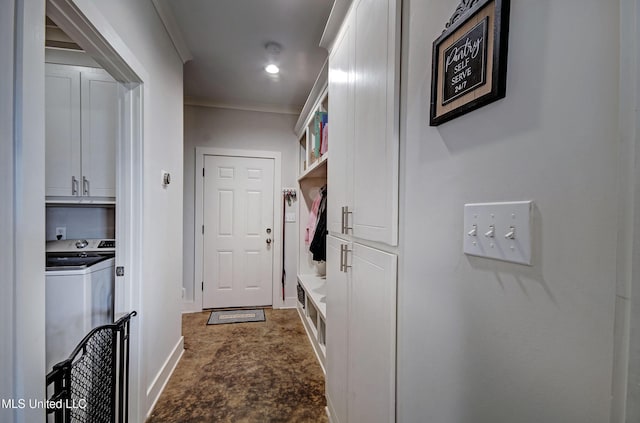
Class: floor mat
207,309,266,325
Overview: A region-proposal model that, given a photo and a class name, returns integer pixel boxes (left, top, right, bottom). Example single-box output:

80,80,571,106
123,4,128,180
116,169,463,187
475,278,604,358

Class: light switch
285,212,296,223
463,201,533,265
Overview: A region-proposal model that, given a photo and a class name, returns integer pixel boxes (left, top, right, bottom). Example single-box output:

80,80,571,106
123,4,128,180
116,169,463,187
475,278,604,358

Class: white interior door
203,155,275,308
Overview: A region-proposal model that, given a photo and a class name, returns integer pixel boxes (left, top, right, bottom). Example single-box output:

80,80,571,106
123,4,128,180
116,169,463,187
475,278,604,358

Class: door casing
46,0,145,420
193,147,283,311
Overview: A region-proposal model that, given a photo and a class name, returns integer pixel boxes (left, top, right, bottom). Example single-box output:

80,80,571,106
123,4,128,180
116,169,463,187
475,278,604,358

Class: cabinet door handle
72,176,79,196
82,176,90,196
340,244,351,273
341,206,346,234
342,206,353,233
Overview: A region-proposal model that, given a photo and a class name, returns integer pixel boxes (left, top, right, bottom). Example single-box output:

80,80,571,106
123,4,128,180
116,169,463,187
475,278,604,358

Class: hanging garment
310,186,327,262
305,188,323,245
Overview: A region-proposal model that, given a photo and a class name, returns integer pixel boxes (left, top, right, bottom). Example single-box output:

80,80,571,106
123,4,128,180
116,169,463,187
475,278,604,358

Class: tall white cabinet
45,63,117,202
329,0,401,247
324,0,401,421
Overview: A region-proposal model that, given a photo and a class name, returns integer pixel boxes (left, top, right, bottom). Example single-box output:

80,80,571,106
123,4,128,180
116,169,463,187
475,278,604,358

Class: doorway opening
45,0,144,420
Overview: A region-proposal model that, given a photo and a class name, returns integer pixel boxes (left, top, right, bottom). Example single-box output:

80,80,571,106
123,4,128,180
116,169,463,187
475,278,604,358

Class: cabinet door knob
266,238,272,245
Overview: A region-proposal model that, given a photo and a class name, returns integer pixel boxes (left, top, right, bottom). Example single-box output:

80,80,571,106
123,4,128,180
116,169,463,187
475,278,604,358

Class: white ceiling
160,0,334,114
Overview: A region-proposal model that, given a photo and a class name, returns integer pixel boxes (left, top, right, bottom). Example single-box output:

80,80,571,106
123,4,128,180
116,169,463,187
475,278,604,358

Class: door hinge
202,225,204,234
116,266,125,277
201,281,204,291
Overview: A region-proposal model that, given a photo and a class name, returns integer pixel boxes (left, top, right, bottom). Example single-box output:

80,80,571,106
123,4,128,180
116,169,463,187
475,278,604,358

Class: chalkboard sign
430,0,510,126
442,17,488,105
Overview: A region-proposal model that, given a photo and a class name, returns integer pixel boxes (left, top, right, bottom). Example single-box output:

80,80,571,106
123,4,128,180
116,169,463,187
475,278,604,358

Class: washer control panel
46,239,116,254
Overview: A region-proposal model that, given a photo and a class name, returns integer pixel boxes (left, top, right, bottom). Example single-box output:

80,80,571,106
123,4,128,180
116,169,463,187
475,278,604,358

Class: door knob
266,238,272,244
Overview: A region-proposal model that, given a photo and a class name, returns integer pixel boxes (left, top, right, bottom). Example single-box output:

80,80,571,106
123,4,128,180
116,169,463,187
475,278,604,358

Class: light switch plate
285,212,296,223
463,201,533,265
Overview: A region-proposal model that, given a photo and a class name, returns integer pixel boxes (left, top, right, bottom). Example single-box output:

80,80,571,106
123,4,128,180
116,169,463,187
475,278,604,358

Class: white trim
319,0,354,51
145,336,185,419
46,1,149,421
293,60,329,136
0,1,16,418
8,2,47,421
614,1,640,421
185,96,301,116
282,297,298,308
150,0,193,64
46,0,141,83
296,306,326,374
192,147,284,312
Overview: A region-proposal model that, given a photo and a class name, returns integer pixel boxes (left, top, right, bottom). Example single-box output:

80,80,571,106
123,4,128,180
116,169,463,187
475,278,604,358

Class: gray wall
46,206,115,240
398,0,621,422
183,105,299,307
75,0,185,416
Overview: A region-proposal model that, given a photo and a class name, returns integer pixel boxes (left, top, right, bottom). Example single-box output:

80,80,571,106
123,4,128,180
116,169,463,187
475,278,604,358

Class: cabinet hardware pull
342,206,353,234
340,244,352,273
83,176,90,196
72,176,79,196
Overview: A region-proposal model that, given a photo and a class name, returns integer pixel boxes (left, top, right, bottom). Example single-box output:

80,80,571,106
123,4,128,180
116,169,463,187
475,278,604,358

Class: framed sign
430,0,510,126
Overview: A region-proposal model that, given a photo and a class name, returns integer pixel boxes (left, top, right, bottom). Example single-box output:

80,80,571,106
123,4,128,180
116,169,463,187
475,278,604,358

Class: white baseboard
184,296,297,312
145,336,184,419
275,296,298,309
182,299,201,314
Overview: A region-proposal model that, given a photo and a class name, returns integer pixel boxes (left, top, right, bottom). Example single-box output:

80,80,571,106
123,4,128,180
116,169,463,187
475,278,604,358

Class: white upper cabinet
45,64,117,200
328,0,401,246
327,18,354,236
45,65,81,197
352,0,400,245
80,69,118,198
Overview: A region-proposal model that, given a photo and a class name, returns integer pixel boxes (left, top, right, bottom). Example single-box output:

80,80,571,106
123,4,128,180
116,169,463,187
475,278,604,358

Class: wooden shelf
297,273,327,319
298,153,328,182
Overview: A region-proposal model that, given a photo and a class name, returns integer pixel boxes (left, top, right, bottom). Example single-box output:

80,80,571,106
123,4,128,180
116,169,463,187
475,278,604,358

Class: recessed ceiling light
265,64,279,74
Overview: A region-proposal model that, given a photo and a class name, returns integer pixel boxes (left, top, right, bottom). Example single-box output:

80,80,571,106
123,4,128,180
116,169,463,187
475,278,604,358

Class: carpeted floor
146,308,328,423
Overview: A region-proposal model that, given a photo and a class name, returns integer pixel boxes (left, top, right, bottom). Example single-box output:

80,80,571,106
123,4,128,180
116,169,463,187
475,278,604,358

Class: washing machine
45,239,116,371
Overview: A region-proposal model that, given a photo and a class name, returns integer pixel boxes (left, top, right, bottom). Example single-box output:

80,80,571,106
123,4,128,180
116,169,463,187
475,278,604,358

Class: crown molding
319,0,354,51
184,96,301,116
293,59,328,135
151,0,193,64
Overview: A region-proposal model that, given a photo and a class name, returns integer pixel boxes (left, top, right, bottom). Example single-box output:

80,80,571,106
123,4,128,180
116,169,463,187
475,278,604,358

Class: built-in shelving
296,63,329,372
298,153,328,182
298,273,326,318
297,273,327,371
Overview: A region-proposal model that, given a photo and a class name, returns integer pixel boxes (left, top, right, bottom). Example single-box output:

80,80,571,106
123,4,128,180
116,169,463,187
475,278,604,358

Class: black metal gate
46,311,137,423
